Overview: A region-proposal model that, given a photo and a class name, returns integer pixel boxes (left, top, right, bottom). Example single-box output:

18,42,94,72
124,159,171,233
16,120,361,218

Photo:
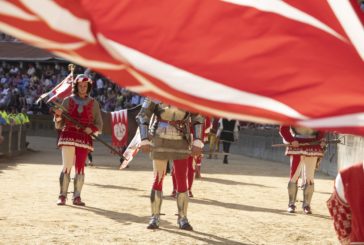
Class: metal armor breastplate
158,104,187,121
155,104,188,140
292,127,317,139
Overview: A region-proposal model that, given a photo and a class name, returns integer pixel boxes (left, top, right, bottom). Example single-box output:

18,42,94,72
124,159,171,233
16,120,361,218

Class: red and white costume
279,125,325,214
327,163,364,244
55,74,103,206
58,96,101,152
136,98,204,230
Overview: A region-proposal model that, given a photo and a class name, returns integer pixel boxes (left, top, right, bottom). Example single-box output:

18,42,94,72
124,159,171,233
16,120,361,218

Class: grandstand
0,33,144,115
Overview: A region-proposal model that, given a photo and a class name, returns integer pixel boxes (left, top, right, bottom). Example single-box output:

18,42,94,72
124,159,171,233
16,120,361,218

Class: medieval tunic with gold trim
280,126,325,157
56,95,103,151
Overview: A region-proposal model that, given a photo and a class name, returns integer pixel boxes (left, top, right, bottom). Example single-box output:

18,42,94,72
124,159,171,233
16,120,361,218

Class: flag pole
271,139,342,147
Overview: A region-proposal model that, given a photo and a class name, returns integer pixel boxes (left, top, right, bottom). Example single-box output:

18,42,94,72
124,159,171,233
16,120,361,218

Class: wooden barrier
0,124,27,157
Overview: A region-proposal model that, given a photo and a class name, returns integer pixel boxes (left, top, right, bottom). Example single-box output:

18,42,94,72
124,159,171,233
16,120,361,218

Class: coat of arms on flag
111,110,128,147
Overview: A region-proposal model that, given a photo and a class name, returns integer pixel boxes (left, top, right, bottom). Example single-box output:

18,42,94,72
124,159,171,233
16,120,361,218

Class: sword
271,138,342,147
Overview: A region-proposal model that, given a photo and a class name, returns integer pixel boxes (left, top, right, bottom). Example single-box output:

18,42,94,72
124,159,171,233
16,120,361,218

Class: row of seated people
0,61,144,115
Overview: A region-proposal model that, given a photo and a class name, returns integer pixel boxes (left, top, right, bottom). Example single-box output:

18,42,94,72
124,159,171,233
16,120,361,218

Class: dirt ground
0,136,339,245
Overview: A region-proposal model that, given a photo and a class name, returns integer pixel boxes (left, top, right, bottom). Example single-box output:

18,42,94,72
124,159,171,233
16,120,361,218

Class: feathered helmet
72,74,93,95
74,74,93,84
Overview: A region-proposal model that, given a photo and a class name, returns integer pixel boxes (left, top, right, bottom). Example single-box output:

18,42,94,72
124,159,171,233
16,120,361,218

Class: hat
74,74,93,84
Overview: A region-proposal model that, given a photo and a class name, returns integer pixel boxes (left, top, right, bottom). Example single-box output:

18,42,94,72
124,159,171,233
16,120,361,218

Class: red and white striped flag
1,1,364,135
36,73,73,104
46,73,73,103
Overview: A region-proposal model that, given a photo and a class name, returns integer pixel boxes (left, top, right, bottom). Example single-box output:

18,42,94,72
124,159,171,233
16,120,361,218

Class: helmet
74,74,93,84
72,74,93,95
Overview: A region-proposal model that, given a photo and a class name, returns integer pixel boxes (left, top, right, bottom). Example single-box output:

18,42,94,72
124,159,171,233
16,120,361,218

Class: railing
0,115,56,157
0,124,27,157
26,115,57,137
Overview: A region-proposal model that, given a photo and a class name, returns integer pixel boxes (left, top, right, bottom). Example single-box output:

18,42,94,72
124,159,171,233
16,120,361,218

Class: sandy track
0,136,339,245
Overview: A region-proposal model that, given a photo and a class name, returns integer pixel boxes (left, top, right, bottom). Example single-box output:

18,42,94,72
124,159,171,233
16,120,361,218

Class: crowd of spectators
0,61,144,116
87,71,145,112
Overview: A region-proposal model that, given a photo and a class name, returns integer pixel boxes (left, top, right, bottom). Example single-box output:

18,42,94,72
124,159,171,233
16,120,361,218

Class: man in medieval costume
207,117,220,160
136,98,204,230
54,74,103,206
216,118,239,164
279,125,326,214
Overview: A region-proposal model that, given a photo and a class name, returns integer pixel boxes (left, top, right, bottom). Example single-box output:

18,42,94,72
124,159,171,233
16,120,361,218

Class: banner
47,73,73,103
111,110,128,147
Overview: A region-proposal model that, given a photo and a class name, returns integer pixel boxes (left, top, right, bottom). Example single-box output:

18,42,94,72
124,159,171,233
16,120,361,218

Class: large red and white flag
1,1,364,134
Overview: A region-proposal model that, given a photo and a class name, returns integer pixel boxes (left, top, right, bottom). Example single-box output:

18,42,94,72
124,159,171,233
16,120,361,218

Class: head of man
73,74,93,98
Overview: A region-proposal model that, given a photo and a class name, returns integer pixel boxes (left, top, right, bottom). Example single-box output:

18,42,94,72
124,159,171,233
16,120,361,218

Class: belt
159,119,186,129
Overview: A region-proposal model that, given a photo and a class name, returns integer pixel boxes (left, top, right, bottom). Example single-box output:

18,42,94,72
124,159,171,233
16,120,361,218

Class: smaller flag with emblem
111,110,128,147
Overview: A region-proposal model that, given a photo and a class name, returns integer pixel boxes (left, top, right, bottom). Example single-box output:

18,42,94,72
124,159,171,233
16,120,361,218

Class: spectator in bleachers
27,64,36,77
96,76,104,95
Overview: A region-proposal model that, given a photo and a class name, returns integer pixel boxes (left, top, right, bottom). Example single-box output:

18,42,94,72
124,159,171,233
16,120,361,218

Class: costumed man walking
54,74,103,206
207,117,220,159
136,98,204,230
327,162,364,244
216,118,239,164
279,125,325,214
